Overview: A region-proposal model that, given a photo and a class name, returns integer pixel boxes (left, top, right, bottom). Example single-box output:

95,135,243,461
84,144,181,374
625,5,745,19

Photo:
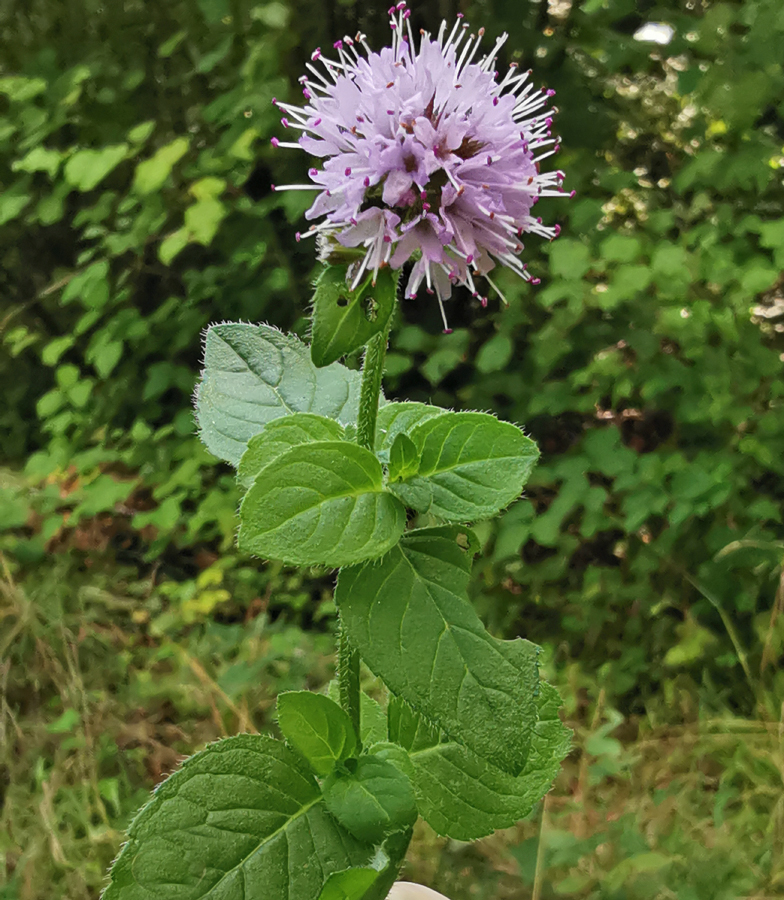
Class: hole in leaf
336,295,349,307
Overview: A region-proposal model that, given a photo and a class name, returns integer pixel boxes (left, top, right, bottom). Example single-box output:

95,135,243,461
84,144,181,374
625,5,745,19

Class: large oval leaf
105,734,374,900
336,526,541,776
323,756,417,844
237,413,345,490
195,323,363,467
238,441,406,567
387,411,539,522
387,684,571,840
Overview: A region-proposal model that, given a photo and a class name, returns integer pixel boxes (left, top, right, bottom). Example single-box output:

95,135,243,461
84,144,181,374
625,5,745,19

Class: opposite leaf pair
235,405,539,570
196,324,540,558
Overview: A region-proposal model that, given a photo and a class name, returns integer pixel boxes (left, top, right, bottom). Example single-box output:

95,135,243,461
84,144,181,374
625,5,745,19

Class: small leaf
387,433,419,483
184,197,227,245
195,323,364,467
475,333,514,374
128,120,156,144
311,266,397,368
64,145,128,192
323,756,417,844
0,75,47,101
237,413,344,489
105,734,375,900
158,228,189,265
327,685,388,746
133,136,190,194
375,402,444,458
238,442,406,567
12,145,63,178
277,691,357,777
336,526,541,776
387,411,539,522
318,869,379,900
388,683,571,840
0,186,31,225
158,29,187,57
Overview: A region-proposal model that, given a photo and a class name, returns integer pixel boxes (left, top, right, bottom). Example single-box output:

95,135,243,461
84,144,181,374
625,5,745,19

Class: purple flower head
272,2,567,330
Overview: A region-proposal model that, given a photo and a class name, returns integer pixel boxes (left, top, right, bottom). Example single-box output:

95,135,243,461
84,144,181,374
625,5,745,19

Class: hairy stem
355,319,391,452
338,622,361,743
337,306,393,741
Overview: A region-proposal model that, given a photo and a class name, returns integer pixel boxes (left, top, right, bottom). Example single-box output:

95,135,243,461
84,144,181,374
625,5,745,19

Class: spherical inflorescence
272,2,570,330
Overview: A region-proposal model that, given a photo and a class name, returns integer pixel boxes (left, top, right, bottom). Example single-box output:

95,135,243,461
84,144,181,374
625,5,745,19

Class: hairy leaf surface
387,433,420,484
323,756,417,844
387,683,571,840
239,441,406,567
105,734,373,900
237,413,344,489
195,323,362,466
311,267,397,368
375,402,444,458
387,412,539,522
277,691,357,777
336,526,540,775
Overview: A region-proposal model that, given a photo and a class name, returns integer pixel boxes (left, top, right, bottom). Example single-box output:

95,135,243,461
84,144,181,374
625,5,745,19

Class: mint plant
104,6,571,898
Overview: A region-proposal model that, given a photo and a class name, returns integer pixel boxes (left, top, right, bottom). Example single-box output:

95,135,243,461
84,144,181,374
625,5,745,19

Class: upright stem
355,323,390,452
338,623,361,742
337,316,392,742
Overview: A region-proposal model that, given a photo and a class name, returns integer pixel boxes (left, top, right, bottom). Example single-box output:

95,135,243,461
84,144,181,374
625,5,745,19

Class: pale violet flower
387,882,451,900
272,2,569,330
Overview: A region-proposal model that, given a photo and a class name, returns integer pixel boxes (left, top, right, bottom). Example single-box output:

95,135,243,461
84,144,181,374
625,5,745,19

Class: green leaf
158,28,187,56
387,433,419,483
336,526,541,776
475,333,514,374
238,442,406,567
323,756,417,844
126,119,155,149
184,197,227,245
0,185,31,225
311,267,397,368
195,323,364,467
387,411,539,522
158,227,189,265
238,413,345,490
61,261,110,309
12,146,63,178
105,734,374,900
317,831,412,900
375,402,444,458
277,691,357,777
133,137,190,194
0,75,47,101
327,685,388,746
388,683,571,840
64,145,128,191
317,869,379,900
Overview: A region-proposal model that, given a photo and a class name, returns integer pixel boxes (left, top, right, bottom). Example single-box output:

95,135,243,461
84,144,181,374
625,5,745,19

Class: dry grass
1,553,782,900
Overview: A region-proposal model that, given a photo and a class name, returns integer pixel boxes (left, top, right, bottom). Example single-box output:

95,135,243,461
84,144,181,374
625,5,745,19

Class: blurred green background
1,0,783,897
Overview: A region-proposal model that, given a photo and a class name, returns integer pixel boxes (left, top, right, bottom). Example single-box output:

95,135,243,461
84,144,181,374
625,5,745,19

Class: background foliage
1,0,783,898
